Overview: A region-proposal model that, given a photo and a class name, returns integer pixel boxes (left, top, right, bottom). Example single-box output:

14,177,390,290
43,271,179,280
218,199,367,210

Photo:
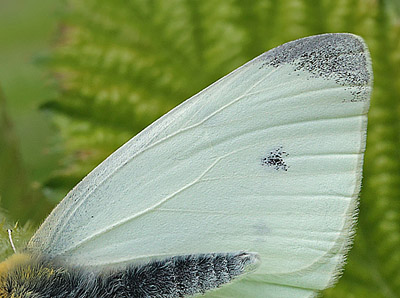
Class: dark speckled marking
259,33,371,102
262,147,289,171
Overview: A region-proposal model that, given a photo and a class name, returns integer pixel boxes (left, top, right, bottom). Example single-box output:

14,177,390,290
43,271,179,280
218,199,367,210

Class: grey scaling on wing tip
259,33,372,88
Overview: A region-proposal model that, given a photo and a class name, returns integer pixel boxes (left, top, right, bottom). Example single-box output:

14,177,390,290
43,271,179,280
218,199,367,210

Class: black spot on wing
261,146,289,171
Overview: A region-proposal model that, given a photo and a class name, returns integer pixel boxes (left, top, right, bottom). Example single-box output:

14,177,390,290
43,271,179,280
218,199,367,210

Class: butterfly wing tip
260,33,371,84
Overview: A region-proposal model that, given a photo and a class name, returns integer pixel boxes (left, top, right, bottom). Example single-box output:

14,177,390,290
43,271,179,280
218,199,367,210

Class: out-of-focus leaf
0,86,53,224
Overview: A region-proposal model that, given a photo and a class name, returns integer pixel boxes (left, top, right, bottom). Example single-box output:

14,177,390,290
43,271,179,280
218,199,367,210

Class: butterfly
0,33,372,298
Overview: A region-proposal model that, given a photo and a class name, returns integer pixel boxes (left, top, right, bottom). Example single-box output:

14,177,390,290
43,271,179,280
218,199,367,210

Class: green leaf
0,86,53,224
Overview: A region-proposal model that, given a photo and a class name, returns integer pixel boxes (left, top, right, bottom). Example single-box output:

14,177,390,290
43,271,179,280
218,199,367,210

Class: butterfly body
0,252,258,298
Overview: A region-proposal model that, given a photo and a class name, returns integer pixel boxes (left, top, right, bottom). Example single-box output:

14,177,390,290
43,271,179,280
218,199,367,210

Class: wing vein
59,152,235,255
50,82,368,247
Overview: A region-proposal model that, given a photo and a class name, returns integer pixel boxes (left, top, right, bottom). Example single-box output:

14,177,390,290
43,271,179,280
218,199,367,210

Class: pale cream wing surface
28,33,372,297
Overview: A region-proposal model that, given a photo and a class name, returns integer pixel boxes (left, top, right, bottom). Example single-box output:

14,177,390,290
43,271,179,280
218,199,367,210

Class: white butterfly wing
29,33,372,297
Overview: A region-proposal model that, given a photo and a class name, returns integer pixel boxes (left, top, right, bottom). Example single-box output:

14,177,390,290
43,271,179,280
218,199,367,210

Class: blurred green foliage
0,0,399,297
0,0,60,222
0,87,52,223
